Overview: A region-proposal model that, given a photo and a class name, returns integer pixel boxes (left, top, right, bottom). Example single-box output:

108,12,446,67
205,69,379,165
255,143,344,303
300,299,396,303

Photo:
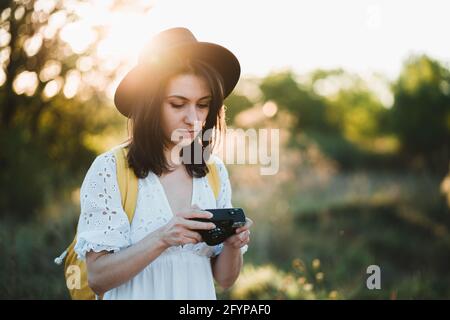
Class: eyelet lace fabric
73,150,247,299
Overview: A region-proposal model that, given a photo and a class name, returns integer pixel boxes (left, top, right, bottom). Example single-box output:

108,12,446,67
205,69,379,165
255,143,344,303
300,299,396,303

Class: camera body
192,208,246,246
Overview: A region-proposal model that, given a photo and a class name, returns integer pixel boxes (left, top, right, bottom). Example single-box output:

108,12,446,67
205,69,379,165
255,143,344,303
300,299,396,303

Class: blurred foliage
0,0,126,220
226,139,450,299
390,55,450,174
223,93,254,125
257,70,394,169
0,209,75,299
217,259,340,300
442,165,450,208
253,58,449,173
260,70,333,133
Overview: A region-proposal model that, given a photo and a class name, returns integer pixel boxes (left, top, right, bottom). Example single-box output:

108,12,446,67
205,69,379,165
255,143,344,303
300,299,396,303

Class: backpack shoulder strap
206,161,221,200
113,145,138,223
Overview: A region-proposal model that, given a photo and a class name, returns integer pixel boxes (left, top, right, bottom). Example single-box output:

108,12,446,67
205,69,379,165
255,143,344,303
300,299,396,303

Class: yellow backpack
54,144,221,300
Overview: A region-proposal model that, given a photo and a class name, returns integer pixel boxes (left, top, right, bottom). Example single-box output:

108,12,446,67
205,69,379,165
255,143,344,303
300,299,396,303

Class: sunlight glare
262,101,278,117
13,71,39,96
63,69,81,99
60,21,96,54
39,60,62,82
0,68,6,87
43,77,63,99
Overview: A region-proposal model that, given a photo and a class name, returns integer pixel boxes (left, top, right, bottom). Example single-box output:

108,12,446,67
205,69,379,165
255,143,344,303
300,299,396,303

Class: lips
179,129,198,138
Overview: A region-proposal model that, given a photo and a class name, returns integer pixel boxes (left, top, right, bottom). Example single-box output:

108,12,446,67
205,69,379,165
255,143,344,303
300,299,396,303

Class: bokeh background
1,0,449,299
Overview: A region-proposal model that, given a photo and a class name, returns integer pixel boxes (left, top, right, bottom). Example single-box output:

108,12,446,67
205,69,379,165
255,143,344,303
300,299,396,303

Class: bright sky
142,0,450,80
58,0,450,81
14,0,448,102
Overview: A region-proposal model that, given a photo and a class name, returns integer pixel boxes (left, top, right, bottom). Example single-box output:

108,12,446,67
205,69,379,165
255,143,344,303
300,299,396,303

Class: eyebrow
167,95,212,101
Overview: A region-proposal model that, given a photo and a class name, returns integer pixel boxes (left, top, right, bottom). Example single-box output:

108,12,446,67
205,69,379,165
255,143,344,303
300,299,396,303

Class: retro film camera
192,208,247,246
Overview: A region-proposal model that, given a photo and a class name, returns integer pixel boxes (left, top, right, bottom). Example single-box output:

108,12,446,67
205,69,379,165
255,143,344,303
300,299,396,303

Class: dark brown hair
123,55,226,179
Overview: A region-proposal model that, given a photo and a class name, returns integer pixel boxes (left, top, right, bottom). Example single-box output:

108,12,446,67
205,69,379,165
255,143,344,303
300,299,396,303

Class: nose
184,104,200,126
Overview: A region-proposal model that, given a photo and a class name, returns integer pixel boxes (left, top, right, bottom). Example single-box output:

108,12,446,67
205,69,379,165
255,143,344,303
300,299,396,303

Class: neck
163,144,183,171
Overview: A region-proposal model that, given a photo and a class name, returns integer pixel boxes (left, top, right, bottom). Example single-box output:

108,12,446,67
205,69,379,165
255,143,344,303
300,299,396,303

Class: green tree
223,93,253,125
260,70,333,132
390,55,450,174
0,0,149,220
259,70,389,168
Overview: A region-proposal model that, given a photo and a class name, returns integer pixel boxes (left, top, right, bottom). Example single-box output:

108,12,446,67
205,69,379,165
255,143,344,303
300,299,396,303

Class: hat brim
114,42,241,118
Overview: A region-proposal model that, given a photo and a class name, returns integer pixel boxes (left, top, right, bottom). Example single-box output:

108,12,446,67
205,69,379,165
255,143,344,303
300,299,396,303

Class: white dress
74,149,247,300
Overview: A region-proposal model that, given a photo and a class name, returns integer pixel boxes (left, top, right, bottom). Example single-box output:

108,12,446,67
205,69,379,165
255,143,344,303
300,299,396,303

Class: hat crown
138,28,198,64
115,27,240,118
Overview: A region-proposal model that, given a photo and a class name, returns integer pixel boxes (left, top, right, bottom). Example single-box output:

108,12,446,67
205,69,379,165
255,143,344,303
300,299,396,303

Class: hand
223,217,253,250
156,204,216,248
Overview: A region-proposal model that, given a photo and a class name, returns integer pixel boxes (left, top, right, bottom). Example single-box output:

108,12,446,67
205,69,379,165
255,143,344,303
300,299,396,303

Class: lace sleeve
74,151,132,261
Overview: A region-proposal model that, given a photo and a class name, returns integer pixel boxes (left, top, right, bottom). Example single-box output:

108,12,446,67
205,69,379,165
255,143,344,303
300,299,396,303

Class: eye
170,103,184,108
197,104,210,109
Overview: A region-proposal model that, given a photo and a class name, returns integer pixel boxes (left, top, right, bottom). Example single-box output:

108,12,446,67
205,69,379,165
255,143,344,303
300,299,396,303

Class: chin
175,135,195,147
178,140,194,148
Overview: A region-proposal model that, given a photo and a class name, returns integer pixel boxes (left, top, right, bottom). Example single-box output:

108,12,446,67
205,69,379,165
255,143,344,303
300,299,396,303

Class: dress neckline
152,172,195,217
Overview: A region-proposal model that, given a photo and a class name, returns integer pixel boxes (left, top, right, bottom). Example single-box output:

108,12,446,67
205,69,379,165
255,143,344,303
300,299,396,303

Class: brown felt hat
114,27,241,118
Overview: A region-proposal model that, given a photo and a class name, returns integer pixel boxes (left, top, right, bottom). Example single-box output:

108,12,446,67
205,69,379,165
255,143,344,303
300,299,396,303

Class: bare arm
211,246,243,289
86,231,167,296
211,218,253,289
86,208,216,296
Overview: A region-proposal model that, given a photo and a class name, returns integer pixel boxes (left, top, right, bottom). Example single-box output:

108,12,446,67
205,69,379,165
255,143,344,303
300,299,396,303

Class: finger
226,234,244,246
181,236,199,245
232,230,248,240
182,210,213,219
236,218,253,233
182,230,202,242
225,238,241,248
231,231,249,243
227,234,241,242
183,219,216,230
232,236,248,248
236,225,251,234
175,204,208,217
230,234,249,247
190,204,209,215
236,228,250,236
238,230,250,241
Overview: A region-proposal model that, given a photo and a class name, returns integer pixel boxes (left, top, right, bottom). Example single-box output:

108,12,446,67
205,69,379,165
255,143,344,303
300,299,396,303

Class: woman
74,27,252,299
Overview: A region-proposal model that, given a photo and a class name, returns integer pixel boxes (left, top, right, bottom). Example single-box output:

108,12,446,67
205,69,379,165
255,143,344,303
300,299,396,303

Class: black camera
192,208,247,246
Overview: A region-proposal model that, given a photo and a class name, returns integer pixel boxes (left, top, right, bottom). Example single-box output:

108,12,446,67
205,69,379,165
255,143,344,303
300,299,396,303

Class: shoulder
208,154,228,175
208,154,230,186
96,149,117,162
94,144,133,169
85,149,117,175
208,155,232,206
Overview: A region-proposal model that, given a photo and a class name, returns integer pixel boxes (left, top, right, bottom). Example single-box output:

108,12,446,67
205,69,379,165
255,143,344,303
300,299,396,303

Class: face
161,73,211,148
